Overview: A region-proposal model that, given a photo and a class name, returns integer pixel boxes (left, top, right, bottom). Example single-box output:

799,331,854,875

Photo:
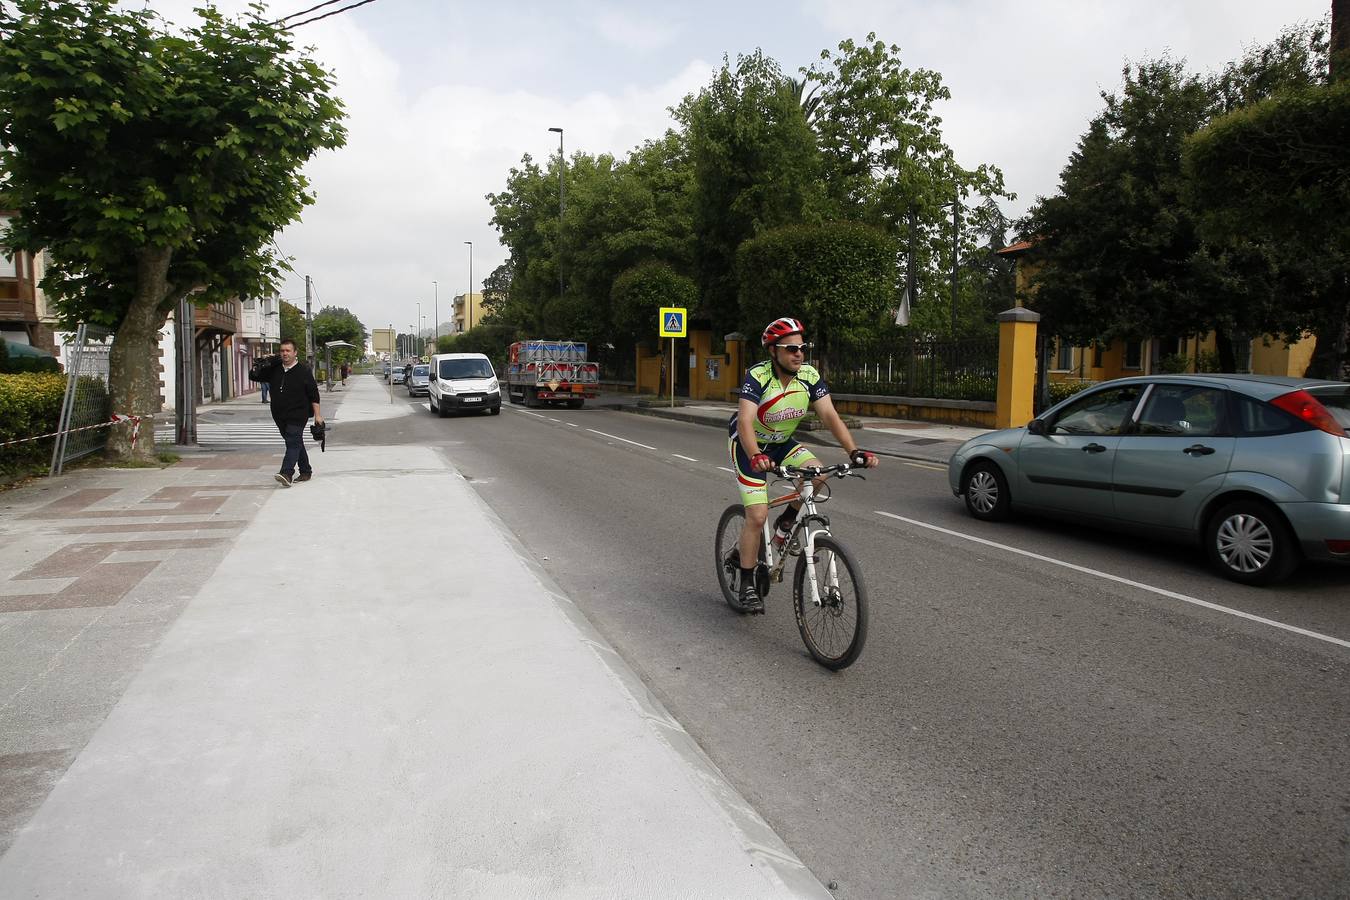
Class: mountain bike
714,463,870,670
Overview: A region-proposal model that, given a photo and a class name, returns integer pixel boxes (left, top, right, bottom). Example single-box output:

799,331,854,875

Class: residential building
452,292,483,334
0,210,56,354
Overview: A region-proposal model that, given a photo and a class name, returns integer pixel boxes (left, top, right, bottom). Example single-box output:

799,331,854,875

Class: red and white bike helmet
762,317,805,347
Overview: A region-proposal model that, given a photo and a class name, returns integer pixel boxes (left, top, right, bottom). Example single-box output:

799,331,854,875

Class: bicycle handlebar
772,463,864,480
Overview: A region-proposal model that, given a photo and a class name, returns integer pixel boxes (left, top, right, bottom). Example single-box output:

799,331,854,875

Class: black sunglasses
775,342,812,354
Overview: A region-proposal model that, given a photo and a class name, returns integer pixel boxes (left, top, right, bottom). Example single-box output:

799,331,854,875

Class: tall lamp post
548,126,564,303
416,301,422,356
433,280,439,348
463,241,473,332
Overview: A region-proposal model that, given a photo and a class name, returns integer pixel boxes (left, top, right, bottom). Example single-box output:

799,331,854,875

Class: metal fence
49,324,113,475
824,337,999,402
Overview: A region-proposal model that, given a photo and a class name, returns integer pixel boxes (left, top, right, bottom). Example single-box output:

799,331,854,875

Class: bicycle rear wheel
715,504,755,613
792,535,868,670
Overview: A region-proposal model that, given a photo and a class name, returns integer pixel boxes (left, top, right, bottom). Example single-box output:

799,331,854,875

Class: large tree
312,306,367,366
675,50,825,334
0,1,345,459
1024,22,1329,367
806,34,1010,336
1185,12,1348,378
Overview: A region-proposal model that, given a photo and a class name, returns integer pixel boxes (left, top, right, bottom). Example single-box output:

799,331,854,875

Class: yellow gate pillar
996,306,1040,429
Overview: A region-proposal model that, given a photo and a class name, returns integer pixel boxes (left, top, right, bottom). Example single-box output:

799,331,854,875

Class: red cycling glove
750,453,773,473
849,449,877,467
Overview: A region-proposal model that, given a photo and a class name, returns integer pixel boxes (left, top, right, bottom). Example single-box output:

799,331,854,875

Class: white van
428,352,502,417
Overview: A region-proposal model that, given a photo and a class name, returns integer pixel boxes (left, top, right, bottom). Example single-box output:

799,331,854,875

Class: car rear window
1306,387,1350,429
413,365,429,376
1230,393,1308,437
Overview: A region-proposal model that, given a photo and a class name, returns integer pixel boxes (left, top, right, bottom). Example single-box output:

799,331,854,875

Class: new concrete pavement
0,377,830,898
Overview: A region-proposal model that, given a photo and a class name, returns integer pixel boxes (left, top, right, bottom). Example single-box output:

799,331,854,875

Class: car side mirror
1027,418,1048,436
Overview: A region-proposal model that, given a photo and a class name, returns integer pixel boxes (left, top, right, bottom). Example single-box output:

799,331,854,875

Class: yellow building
997,241,1316,383
452,292,483,333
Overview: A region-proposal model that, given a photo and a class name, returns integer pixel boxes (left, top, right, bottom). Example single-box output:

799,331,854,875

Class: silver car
948,374,1350,584
406,364,430,396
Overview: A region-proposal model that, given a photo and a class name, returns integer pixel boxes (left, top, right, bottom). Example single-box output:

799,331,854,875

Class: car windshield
412,365,429,376
1308,386,1350,428
439,359,494,379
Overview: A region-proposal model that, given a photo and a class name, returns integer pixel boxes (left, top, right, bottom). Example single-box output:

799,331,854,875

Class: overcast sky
142,0,1327,338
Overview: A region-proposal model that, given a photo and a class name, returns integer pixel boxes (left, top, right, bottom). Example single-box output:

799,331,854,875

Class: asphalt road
348,380,1350,898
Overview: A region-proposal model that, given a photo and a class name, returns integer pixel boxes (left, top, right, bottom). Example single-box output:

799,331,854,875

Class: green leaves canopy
0,0,346,457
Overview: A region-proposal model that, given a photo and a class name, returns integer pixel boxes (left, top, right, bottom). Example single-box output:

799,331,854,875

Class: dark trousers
275,419,311,477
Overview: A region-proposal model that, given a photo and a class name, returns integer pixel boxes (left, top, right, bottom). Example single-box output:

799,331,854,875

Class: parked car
406,364,430,396
428,352,502,417
948,374,1350,584
391,366,407,385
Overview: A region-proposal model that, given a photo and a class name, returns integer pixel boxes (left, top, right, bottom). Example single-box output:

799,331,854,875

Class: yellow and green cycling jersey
726,361,831,445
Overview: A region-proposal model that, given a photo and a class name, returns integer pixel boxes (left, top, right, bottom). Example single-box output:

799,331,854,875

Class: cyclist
729,317,878,612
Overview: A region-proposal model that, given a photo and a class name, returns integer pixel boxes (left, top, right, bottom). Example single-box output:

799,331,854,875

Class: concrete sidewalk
599,392,990,465
0,377,829,898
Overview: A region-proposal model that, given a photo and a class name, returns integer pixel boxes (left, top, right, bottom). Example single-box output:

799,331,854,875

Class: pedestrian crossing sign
659,307,686,338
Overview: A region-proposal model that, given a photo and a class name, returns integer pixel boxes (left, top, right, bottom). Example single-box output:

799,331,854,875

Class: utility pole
304,274,315,369
433,281,438,348
950,191,960,337
174,296,196,445
464,241,473,332
548,126,565,304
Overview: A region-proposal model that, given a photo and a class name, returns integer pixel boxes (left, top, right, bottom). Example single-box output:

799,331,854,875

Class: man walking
249,339,323,487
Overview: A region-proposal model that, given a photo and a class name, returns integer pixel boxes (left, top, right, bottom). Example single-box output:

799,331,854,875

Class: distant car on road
948,374,1350,584
391,366,407,385
406,364,430,396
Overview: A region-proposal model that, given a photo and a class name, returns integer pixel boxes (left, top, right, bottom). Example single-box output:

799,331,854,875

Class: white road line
566,423,578,427
672,454,698,462
547,417,562,423
904,462,946,471
586,428,657,450
874,511,1350,650
518,410,548,419
717,466,735,473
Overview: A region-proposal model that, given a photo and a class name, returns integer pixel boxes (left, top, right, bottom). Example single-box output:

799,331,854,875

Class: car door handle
1183,444,1216,456
1082,443,1107,453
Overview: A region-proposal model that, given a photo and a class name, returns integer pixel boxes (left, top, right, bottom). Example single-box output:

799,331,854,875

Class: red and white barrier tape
0,414,145,449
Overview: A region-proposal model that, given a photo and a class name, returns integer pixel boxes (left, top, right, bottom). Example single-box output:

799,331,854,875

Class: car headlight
487,378,499,393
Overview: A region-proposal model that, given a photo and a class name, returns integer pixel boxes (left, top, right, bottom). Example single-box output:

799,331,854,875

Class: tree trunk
1213,329,1237,373
105,246,173,462
1305,276,1350,381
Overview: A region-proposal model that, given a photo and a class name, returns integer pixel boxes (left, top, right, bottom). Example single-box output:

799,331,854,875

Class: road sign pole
669,338,675,408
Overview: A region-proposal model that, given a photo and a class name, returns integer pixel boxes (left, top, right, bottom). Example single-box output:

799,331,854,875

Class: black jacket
249,356,320,423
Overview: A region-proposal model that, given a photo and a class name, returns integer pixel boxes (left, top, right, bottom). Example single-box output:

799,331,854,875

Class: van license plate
464,397,480,403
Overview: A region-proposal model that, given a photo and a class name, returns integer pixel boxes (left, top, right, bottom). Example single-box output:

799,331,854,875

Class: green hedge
0,373,66,474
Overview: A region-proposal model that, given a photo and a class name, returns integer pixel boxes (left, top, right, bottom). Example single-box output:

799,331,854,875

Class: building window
1054,340,1073,371
1124,340,1143,370
1234,335,1252,374
0,216,15,278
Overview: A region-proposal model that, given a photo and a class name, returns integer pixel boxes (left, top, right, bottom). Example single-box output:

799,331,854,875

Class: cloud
591,8,683,52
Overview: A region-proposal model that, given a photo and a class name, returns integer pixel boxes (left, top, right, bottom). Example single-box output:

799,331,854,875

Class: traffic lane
444,408,1350,898
501,403,1350,640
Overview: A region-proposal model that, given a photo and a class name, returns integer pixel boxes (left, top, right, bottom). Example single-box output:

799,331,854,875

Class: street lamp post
433,281,438,348
463,241,473,332
548,126,564,303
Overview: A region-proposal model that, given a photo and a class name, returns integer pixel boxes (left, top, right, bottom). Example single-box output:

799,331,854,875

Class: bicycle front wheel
715,504,751,613
792,535,868,670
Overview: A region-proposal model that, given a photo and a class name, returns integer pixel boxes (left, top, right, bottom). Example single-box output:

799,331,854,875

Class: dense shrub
0,373,66,474
1048,379,1097,404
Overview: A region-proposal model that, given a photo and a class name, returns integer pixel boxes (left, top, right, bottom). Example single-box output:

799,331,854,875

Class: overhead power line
272,0,347,25
282,0,382,29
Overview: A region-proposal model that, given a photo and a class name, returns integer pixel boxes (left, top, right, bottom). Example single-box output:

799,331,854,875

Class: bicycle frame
763,476,839,608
